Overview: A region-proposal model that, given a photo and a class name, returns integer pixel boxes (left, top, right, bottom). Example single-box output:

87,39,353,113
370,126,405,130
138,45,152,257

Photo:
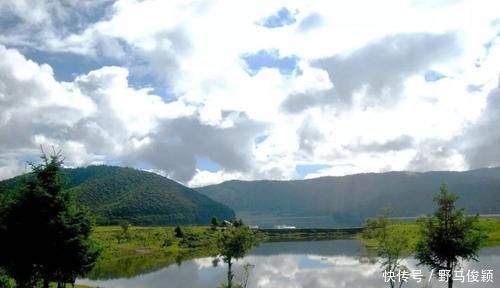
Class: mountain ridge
202,167,500,185
197,167,500,227
1,165,236,226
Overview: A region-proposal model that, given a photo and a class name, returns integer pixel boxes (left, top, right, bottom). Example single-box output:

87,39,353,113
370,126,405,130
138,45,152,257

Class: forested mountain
4,166,499,228
197,168,500,227
1,166,235,226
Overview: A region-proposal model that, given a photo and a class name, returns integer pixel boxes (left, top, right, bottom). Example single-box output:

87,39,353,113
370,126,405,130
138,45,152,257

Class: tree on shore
119,220,131,242
217,226,256,288
0,150,100,288
175,225,184,238
233,219,244,227
415,184,482,288
362,209,410,288
211,216,219,230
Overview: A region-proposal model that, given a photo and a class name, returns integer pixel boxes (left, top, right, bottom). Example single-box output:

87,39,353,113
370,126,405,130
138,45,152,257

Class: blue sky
295,164,331,179
424,70,446,82
260,7,296,28
242,49,300,76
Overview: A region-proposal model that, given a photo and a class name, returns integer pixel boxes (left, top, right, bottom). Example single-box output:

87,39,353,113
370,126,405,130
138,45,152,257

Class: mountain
1,165,235,226
197,168,500,227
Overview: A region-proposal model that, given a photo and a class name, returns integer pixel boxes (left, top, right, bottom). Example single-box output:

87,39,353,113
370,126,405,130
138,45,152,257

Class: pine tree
211,216,219,230
174,225,184,238
415,184,482,288
0,150,100,288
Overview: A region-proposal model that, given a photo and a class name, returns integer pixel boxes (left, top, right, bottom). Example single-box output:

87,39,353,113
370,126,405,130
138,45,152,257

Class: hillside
197,168,500,227
1,166,235,226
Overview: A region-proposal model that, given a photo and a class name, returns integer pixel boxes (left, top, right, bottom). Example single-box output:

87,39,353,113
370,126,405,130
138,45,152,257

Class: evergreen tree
415,184,482,288
0,150,100,288
174,225,184,238
211,216,219,230
233,219,244,227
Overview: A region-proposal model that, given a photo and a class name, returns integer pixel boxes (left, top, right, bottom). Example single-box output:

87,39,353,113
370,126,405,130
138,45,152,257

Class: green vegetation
211,216,220,229
174,225,185,238
197,168,500,227
361,183,499,288
475,218,500,247
360,222,420,252
87,223,257,280
0,165,236,226
415,184,482,288
0,151,100,288
216,226,256,288
88,225,223,279
363,210,411,288
0,268,13,288
361,218,499,251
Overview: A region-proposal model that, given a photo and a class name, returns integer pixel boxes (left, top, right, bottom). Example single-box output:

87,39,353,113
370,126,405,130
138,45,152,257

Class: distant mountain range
197,168,500,227
3,166,499,228
1,166,235,226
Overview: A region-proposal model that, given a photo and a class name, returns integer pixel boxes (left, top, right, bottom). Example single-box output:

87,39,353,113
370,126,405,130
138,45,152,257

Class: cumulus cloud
461,78,500,168
283,32,462,112
0,44,268,183
297,116,324,156
0,0,115,50
130,114,266,182
0,156,27,180
0,45,95,151
1,0,500,185
346,135,415,153
407,139,466,172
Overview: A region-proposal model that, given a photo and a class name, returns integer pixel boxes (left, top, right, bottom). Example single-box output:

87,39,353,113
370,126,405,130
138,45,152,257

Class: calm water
78,240,500,288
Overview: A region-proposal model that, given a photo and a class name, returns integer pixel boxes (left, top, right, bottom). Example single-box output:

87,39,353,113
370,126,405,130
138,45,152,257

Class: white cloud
0,44,196,179
0,155,28,180
1,0,500,185
188,169,243,188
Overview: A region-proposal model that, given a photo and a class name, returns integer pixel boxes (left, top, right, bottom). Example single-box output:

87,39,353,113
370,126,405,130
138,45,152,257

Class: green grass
475,218,500,247
359,218,500,252
88,225,222,279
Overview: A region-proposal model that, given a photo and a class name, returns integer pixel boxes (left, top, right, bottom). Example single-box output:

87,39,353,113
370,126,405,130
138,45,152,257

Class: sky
0,0,499,187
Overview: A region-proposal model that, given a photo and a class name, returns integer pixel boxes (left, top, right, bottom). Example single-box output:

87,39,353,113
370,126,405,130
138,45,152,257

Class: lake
78,240,499,288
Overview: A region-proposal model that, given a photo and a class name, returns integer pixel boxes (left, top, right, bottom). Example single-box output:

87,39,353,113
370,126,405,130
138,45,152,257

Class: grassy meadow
88,225,221,279
360,217,500,252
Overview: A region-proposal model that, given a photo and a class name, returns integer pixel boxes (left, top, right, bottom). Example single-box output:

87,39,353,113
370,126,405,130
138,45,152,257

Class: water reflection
77,240,499,288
